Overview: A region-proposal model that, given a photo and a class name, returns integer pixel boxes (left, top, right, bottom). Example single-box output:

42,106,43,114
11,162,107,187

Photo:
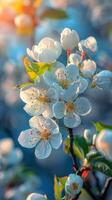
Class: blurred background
0,0,112,199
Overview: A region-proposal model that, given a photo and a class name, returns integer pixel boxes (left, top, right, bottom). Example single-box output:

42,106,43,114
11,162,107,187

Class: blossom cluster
18,28,112,199
18,28,97,160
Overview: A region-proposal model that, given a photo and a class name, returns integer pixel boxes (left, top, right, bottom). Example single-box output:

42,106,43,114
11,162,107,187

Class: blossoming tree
17,28,112,200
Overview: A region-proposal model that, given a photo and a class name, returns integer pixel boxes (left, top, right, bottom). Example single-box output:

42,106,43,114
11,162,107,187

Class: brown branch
68,128,78,171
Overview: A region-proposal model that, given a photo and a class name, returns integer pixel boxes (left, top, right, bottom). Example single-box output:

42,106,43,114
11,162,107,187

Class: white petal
26,193,47,200
24,103,45,116
0,138,14,155
85,36,97,52
68,53,81,66
61,28,79,50
18,129,40,148
47,88,58,102
35,140,52,159
44,118,59,133
50,132,62,149
95,130,112,161
66,64,79,82
62,82,79,101
42,104,53,118
64,113,81,128
29,116,44,131
80,59,96,77
53,101,65,119
78,76,88,94
20,87,38,104
27,47,37,61
75,97,91,116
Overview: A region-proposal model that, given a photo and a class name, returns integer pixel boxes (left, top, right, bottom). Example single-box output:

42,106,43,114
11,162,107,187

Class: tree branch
68,128,78,171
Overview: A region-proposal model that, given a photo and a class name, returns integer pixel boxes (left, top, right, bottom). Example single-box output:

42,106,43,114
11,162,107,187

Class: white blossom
65,174,83,197
60,28,79,50
95,129,112,161
27,38,62,63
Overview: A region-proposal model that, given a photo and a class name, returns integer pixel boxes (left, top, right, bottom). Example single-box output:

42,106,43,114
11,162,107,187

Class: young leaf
23,57,39,81
40,8,68,19
74,136,89,158
94,122,112,132
16,82,33,89
58,176,67,188
92,161,112,177
90,157,112,176
54,176,63,200
63,138,70,154
23,57,52,81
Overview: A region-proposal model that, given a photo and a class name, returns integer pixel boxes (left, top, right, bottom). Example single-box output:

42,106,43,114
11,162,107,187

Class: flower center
38,95,50,103
65,102,74,113
59,80,70,89
40,129,50,140
71,183,78,191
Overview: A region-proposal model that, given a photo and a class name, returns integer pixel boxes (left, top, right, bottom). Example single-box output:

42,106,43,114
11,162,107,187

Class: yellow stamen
71,183,78,191
38,95,49,103
65,102,74,113
59,80,69,89
40,129,50,140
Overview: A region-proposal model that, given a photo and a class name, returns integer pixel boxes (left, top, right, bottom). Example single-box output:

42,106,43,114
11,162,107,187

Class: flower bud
68,53,81,66
26,193,47,200
95,129,112,161
0,138,13,155
60,28,79,50
80,59,96,77
65,174,83,197
92,70,112,90
84,128,94,144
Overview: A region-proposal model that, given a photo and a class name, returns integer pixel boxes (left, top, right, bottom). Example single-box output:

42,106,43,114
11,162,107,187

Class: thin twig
68,128,78,170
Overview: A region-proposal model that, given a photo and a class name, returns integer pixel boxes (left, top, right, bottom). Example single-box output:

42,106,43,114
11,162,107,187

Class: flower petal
64,113,81,128
44,118,59,133
35,140,52,159
78,76,88,94
24,103,45,116
26,193,47,200
80,59,96,77
75,97,91,116
42,104,53,118
53,101,64,119
18,129,40,148
29,116,44,131
62,82,79,101
68,53,81,66
47,88,58,102
49,132,62,149
66,64,79,82
20,87,38,104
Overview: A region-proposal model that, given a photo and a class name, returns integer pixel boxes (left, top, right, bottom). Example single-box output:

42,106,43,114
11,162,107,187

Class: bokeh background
0,0,112,199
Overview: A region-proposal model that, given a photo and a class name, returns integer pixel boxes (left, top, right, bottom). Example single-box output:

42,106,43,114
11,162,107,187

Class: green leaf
58,176,67,188
87,151,101,162
74,136,89,159
54,176,63,200
40,8,68,19
90,157,112,176
23,57,39,81
94,122,112,132
16,82,33,89
92,161,112,176
23,57,52,81
63,137,70,154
